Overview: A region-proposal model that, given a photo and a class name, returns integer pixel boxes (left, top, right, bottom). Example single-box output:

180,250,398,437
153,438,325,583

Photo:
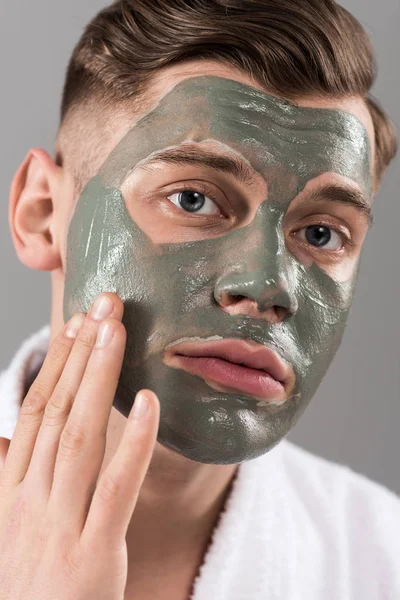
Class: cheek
290,243,361,283
56,178,79,267
322,256,361,283
156,251,219,314
60,211,80,274
285,226,366,286
283,273,353,399
297,268,355,343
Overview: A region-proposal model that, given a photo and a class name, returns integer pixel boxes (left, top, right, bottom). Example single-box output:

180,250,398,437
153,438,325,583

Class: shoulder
277,440,400,585
278,438,400,512
247,441,400,596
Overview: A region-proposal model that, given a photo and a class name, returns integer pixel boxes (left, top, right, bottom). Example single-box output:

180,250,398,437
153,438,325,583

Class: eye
296,225,343,250
167,190,220,215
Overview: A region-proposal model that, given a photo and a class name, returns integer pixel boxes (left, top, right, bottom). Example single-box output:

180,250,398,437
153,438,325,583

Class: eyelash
165,182,224,215
163,184,356,252
291,220,356,252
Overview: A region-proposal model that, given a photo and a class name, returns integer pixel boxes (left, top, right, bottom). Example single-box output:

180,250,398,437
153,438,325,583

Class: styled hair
59,0,397,191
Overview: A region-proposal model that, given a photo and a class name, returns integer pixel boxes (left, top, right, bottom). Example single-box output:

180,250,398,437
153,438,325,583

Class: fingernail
91,295,113,321
95,322,115,348
65,314,85,339
131,392,149,420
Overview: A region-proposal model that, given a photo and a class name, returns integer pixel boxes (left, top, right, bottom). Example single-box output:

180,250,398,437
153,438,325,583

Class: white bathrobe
1,327,399,599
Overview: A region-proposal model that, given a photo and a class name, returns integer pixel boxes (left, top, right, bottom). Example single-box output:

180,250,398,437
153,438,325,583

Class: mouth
163,338,295,403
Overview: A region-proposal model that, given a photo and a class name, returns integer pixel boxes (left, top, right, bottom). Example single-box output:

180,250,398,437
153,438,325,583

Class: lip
163,338,295,402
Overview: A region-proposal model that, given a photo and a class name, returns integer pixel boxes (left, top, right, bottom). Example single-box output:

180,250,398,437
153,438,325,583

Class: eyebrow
305,184,373,227
140,146,373,227
141,146,257,187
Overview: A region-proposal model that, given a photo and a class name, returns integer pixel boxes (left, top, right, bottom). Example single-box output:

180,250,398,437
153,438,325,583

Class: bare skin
0,293,161,599
2,60,376,599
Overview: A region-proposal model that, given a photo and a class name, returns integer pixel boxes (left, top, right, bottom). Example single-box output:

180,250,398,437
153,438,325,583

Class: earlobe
9,148,63,272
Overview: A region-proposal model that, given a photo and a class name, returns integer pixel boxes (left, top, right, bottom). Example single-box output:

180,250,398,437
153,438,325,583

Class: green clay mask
63,76,372,464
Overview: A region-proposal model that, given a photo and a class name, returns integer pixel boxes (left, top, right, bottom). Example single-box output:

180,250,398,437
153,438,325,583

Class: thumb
0,438,11,473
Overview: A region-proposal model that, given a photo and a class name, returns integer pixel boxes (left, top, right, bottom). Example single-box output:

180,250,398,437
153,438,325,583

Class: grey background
0,1,399,494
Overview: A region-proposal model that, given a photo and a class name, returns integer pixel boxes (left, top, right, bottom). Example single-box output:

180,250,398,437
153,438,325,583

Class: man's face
63,65,373,465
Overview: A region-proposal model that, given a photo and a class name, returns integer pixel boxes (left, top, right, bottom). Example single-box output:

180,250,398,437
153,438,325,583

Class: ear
9,148,63,271
0,438,11,474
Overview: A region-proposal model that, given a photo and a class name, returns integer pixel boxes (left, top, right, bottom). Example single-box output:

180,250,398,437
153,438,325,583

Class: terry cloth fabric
0,327,399,599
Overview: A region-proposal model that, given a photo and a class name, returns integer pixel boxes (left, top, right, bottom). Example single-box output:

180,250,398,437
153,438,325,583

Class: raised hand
0,293,160,600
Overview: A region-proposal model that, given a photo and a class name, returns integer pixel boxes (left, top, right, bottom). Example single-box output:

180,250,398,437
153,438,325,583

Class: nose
214,269,298,324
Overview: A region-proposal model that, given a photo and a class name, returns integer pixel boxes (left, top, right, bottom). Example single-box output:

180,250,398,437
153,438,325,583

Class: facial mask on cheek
64,76,372,464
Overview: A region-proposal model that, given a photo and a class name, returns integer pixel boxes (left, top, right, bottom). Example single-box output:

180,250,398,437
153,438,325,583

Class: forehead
100,75,372,198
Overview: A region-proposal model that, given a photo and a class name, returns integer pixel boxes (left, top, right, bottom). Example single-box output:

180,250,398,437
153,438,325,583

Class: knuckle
44,387,75,424
48,334,72,360
97,473,123,503
35,516,53,549
4,488,31,538
20,386,47,418
64,544,86,583
58,423,87,459
77,326,96,350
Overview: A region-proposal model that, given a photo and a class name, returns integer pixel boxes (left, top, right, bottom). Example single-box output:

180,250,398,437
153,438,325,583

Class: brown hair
59,0,397,192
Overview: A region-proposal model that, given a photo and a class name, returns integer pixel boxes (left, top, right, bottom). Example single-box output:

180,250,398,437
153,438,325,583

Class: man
0,1,399,598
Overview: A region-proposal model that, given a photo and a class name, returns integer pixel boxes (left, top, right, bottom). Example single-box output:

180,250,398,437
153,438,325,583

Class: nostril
275,305,290,323
217,292,247,306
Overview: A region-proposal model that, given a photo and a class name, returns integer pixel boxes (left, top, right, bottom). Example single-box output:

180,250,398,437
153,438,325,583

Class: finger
81,390,160,547
0,314,85,488
23,294,124,502
48,317,127,532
